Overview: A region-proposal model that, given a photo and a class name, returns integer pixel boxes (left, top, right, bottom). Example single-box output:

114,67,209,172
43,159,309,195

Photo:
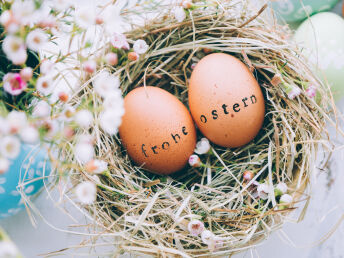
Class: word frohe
199,94,258,123
141,126,188,157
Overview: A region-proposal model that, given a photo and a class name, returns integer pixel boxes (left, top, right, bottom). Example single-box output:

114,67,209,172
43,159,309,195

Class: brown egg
119,86,197,175
188,53,265,148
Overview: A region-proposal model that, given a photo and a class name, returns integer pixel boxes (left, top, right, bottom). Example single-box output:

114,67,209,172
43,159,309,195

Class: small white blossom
201,230,215,246
194,138,210,154
0,10,19,34
19,126,39,144
2,36,27,65
75,6,96,29
103,94,125,116
174,6,186,22
0,136,20,159
275,182,288,194
26,29,48,51
3,73,27,96
0,157,10,174
99,110,122,135
257,183,270,200
36,76,54,96
75,109,93,128
83,60,97,74
11,0,35,25
40,59,54,74
93,71,120,98
188,220,204,236
0,117,10,135
75,181,97,204
7,111,27,134
85,159,108,174
60,105,76,122
105,52,118,66
0,240,18,257
111,32,129,50
32,100,51,118
133,39,149,55
280,194,293,204
75,143,94,164
188,154,201,167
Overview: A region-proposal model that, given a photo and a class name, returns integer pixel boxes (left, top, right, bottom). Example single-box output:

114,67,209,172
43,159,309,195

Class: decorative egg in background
270,0,339,23
294,12,344,100
0,144,51,220
119,86,197,175
188,53,265,148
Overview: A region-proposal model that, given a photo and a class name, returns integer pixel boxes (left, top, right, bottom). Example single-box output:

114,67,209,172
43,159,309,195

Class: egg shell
294,12,344,100
188,53,265,148
270,0,339,23
119,86,197,175
0,144,51,220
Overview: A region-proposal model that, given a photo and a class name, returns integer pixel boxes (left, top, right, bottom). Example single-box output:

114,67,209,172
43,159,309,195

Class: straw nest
61,1,333,257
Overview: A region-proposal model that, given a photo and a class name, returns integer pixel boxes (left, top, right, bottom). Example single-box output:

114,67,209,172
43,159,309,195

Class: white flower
0,10,19,34
60,105,76,122
75,6,96,29
85,159,108,174
75,181,97,204
188,220,204,236
36,76,54,96
257,183,270,200
83,60,97,74
74,143,94,164
19,126,39,144
41,119,59,139
103,94,125,116
105,53,118,66
2,35,27,65
133,39,149,55
40,59,54,75
20,67,33,81
7,111,27,134
201,230,215,245
174,6,186,22
32,100,51,118
275,182,288,194
75,109,93,128
26,29,48,51
194,138,210,154
93,71,120,98
0,240,18,257
11,0,35,25
280,194,293,204
110,32,129,50
3,73,27,96
0,136,20,159
99,110,122,135
287,86,301,100
188,154,201,167
0,117,10,135
0,157,10,174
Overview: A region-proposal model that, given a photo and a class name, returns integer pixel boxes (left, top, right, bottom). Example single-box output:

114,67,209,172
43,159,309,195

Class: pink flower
189,154,201,167
20,67,33,81
305,85,317,98
191,63,197,69
111,32,129,50
3,73,27,96
105,53,118,66
188,220,204,236
83,60,96,74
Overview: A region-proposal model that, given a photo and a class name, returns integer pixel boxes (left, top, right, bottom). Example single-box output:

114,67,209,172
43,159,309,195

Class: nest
61,1,333,257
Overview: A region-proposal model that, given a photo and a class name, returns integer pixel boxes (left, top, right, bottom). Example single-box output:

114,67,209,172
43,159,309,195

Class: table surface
1,2,344,258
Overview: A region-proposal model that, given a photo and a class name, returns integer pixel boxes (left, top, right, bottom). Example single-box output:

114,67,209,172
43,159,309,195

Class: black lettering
200,115,207,123
162,142,170,150
182,126,188,135
151,146,158,154
242,97,248,107
141,144,148,157
233,103,240,112
250,95,257,104
222,104,229,114
211,110,218,120
171,133,181,143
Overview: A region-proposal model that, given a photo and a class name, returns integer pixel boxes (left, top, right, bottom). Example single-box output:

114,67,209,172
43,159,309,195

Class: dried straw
56,1,335,257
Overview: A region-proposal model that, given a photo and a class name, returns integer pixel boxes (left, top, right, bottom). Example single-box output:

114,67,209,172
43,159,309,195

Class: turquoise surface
0,144,51,219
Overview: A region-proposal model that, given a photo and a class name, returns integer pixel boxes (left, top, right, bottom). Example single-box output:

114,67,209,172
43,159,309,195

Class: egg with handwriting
188,53,265,148
119,86,197,175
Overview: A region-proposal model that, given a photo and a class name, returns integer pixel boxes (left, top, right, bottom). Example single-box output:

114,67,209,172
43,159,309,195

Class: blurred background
1,1,344,257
